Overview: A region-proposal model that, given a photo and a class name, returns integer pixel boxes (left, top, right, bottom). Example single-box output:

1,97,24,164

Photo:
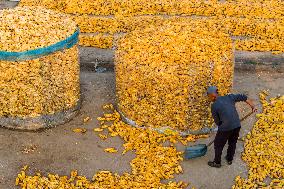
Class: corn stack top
0,7,77,52
117,22,232,65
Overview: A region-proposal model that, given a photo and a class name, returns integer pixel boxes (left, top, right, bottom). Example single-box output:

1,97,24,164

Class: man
206,86,257,168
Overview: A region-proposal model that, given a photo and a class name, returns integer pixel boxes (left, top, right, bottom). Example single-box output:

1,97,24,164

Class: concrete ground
0,1,284,188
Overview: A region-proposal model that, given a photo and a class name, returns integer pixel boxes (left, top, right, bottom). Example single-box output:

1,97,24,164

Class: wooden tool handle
240,111,254,122
207,140,215,147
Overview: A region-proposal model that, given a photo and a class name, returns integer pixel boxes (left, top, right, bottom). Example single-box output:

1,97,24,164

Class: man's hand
246,99,257,112
251,106,258,112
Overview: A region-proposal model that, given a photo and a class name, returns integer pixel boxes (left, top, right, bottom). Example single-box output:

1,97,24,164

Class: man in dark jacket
206,86,257,168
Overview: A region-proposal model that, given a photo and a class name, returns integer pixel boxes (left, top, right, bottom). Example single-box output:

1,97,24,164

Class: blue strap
0,29,79,61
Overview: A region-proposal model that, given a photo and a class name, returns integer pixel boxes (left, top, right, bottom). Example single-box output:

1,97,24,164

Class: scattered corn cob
104,148,118,153
93,128,104,132
83,116,91,123
72,128,87,133
98,134,108,140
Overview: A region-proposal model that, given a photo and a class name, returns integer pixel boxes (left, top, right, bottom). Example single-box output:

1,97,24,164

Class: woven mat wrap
117,107,218,136
0,99,81,131
0,29,79,61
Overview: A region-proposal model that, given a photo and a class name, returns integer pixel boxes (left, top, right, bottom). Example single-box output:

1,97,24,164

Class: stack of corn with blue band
0,7,80,130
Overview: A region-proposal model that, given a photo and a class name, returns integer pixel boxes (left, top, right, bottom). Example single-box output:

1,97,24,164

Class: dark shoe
225,156,233,165
208,161,221,168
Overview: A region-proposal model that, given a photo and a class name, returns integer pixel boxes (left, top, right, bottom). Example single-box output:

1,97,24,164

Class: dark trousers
214,127,240,164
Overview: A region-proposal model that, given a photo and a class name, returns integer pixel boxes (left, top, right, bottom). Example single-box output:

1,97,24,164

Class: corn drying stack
0,7,80,130
116,23,234,132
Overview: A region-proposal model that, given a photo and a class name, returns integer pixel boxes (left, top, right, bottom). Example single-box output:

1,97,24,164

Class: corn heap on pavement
19,0,284,53
232,93,284,189
16,104,205,188
0,7,80,130
116,23,233,131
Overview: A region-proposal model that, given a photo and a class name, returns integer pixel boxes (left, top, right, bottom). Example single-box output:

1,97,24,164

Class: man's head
206,86,218,102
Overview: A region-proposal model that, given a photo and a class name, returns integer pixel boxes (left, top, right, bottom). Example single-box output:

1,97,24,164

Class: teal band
0,29,79,61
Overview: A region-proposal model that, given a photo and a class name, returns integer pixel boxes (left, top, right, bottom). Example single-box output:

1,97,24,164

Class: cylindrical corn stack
115,23,234,131
0,7,80,130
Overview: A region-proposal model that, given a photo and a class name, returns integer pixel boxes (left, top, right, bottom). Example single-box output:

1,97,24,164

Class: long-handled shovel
184,111,254,160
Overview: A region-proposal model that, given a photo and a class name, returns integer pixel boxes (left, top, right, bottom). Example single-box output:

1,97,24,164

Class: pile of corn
75,16,284,53
16,105,207,189
116,22,233,131
0,7,76,51
19,0,282,18
232,93,284,189
19,0,284,53
0,7,80,119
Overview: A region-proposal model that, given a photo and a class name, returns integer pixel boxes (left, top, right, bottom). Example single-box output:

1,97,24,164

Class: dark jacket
211,94,248,131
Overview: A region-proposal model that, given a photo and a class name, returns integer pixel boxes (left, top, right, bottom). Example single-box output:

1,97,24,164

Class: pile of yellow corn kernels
232,93,284,189
19,0,284,53
79,34,114,49
16,104,207,189
0,7,77,52
116,22,233,131
0,7,80,118
19,0,282,18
